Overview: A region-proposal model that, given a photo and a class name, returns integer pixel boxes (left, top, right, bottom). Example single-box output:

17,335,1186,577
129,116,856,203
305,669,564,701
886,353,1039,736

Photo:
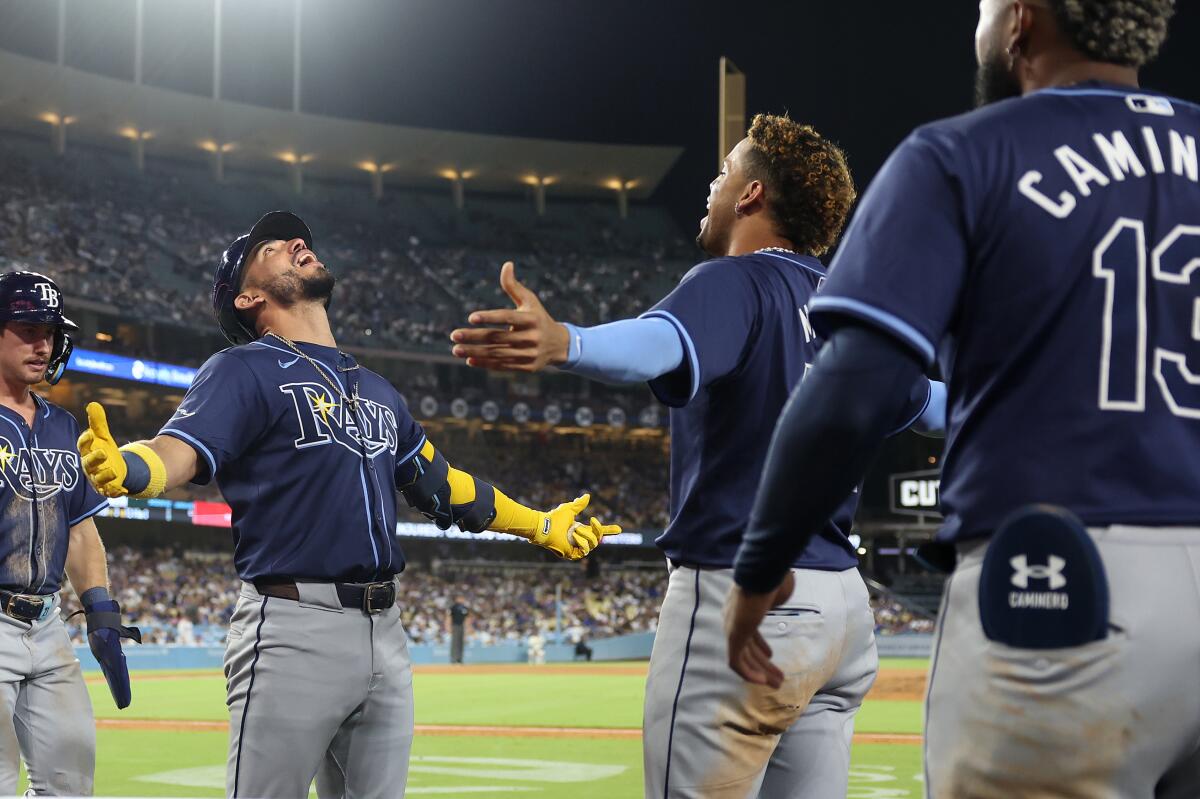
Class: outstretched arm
395,438,621,560
449,262,683,383
78,403,199,498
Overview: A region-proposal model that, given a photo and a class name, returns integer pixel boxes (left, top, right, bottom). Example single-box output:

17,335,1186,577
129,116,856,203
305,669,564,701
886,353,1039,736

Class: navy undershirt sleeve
734,322,925,593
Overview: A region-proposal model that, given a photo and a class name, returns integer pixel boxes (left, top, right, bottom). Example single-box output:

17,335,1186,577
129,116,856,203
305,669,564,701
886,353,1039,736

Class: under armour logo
1010,554,1067,590
35,283,59,308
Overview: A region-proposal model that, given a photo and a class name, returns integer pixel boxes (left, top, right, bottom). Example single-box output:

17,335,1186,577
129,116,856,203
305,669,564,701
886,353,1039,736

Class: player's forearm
559,317,684,384
122,435,199,494
444,457,543,537
65,517,109,596
734,324,925,593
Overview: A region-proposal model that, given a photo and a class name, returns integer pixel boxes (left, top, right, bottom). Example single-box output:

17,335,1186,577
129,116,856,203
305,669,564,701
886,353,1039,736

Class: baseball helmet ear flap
212,234,259,346
46,329,73,385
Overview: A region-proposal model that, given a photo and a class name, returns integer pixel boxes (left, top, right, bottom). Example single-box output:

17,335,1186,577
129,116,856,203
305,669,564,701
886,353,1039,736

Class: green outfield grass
63,658,927,797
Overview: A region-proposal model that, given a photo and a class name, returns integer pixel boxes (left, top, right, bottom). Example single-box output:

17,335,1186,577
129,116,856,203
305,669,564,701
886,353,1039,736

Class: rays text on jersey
1019,126,1197,219
279,381,400,457
0,436,80,500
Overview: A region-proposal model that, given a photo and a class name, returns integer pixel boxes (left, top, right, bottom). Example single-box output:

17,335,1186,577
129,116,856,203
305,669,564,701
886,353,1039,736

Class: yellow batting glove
531,494,623,560
77,403,128,498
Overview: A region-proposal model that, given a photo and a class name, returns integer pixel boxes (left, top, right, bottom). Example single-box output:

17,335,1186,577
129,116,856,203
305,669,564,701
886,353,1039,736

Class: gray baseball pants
926,525,1200,798
0,597,95,795
224,580,414,798
643,564,878,799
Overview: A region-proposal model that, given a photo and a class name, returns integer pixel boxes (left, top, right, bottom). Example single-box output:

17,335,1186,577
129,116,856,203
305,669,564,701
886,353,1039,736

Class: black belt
668,559,726,572
0,590,50,623
253,578,397,615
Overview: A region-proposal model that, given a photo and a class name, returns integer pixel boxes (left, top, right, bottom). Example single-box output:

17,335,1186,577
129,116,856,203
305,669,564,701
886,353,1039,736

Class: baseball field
59,658,927,797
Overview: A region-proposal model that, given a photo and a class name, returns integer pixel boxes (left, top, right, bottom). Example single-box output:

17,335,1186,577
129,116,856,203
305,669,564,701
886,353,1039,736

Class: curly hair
743,114,855,258
1047,0,1175,67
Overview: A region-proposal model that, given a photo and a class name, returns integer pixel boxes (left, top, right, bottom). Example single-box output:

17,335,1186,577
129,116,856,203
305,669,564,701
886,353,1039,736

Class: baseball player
76,211,620,798
726,1,1195,796
0,271,134,795
450,115,945,798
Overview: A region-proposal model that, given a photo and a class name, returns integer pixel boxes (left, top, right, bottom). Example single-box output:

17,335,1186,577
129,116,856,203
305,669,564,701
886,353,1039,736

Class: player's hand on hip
531,493,622,560
723,571,795,689
449,261,571,372
77,402,129,498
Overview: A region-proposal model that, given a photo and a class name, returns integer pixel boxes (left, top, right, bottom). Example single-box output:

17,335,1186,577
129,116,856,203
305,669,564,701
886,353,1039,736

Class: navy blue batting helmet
212,211,314,346
0,271,77,385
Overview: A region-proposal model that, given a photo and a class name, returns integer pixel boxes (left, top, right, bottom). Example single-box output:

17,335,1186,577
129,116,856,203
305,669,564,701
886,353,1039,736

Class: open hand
450,262,571,372
724,571,796,688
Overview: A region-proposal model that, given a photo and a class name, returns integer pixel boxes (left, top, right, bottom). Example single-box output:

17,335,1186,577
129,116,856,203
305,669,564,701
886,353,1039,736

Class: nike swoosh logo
278,356,301,369
173,408,196,418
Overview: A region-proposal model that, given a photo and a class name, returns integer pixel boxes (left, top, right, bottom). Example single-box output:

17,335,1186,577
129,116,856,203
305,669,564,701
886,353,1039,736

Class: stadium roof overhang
0,50,682,200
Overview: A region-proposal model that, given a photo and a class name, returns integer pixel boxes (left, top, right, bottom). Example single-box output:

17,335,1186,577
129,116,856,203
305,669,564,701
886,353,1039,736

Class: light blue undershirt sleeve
560,318,685,384
912,379,947,438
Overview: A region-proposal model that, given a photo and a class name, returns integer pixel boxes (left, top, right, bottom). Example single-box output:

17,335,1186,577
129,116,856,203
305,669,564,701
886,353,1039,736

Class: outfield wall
75,632,931,671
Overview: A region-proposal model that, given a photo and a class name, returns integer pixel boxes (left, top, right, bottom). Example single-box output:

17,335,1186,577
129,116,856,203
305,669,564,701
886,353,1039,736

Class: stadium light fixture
438,168,476,181
604,178,639,191
119,127,154,141
38,112,74,126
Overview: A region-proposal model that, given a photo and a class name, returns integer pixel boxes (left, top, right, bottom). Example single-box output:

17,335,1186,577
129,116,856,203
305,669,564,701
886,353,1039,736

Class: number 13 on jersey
1094,217,1200,416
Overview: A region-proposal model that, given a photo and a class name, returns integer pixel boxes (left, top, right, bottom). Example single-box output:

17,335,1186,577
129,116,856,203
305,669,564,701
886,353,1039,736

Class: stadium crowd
0,136,691,354
59,547,932,646
870,594,935,635
59,547,666,647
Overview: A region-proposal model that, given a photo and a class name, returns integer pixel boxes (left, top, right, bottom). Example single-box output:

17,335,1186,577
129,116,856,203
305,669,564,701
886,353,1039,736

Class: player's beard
974,54,1022,107
262,267,336,307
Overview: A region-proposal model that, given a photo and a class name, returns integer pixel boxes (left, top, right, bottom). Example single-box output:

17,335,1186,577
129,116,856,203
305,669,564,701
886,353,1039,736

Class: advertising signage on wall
889,469,942,519
99,496,646,545
67,347,197,388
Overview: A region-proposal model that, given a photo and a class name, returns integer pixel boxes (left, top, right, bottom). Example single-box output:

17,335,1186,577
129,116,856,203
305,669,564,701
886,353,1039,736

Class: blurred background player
448,593,470,664
76,211,619,798
451,115,945,798
725,1,1198,796
0,272,132,795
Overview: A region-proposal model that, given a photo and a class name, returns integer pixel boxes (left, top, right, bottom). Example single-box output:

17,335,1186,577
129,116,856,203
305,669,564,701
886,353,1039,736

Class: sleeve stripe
160,428,218,480
69,498,110,527
809,296,937,367
398,435,426,465
639,309,701,403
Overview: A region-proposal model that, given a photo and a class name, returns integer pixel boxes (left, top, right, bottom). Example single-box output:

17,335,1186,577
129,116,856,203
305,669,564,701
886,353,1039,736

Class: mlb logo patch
1126,94,1175,117
978,504,1108,649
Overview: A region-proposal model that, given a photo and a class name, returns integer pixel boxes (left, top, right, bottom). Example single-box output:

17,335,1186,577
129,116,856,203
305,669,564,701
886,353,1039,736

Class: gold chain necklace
269,332,360,413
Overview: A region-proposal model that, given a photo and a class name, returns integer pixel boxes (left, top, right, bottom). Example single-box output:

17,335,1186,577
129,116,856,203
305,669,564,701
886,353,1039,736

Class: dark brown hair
744,114,856,258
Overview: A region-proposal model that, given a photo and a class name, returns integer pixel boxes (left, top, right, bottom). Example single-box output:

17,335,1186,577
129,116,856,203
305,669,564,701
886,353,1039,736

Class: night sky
1,0,1197,231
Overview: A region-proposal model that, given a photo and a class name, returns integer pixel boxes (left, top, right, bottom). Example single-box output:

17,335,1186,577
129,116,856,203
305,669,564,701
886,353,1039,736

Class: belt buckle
6,594,43,623
362,582,395,615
